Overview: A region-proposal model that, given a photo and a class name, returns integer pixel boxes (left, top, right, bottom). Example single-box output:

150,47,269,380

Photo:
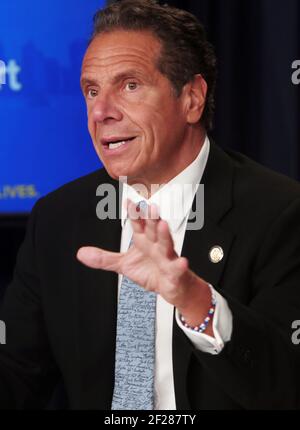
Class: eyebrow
80,69,147,90
111,69,145,84
80,78,97,91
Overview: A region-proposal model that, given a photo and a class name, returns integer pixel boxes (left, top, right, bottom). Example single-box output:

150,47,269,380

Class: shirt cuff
175,285,233,355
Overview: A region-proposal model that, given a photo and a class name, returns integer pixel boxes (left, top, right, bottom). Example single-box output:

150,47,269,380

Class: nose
90,91,123,124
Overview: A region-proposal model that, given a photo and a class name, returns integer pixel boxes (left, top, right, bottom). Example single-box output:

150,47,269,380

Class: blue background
0,0,105,213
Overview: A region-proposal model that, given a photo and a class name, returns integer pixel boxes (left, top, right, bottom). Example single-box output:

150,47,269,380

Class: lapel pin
209,246,224,264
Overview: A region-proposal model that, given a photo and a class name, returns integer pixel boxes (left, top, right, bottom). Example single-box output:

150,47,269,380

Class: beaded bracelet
179,292,217,333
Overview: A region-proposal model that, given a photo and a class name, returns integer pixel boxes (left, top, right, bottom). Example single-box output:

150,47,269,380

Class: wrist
179,290,216,334
176,273,211,318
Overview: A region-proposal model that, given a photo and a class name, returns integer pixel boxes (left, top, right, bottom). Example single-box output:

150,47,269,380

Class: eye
86,88,98,99
125,81,139,91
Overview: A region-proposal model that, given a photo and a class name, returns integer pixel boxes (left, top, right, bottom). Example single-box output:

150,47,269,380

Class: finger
77,246,122,272
125,199,141,220
127,200,145,234
157,219,177,259
144,204,160,242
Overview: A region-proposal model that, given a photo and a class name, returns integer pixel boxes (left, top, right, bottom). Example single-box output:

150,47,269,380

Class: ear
183,74,207,124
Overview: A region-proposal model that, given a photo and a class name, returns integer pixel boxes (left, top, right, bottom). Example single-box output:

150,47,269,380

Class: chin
102,164,130,181
100,155,145,183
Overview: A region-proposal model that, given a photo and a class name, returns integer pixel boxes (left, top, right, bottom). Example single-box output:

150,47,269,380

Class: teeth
108,140,127,149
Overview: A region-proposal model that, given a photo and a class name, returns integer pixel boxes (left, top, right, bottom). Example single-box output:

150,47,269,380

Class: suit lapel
173,141,236,409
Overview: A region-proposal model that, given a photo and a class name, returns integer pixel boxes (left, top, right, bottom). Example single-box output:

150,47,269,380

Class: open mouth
102,136,136,150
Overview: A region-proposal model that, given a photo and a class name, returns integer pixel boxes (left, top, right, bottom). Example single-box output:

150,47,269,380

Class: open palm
77,200,195,307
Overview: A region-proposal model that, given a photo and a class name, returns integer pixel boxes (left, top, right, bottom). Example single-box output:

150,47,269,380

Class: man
1,0,300,409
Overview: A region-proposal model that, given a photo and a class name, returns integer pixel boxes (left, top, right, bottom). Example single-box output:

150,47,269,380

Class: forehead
81,30,162,75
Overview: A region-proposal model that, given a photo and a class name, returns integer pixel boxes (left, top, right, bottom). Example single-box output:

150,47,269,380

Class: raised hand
77,199,212,331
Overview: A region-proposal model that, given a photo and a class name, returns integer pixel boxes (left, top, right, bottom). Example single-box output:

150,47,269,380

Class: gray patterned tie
111,201,157,410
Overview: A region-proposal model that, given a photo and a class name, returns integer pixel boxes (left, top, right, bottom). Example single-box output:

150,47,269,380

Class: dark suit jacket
1,142,300,409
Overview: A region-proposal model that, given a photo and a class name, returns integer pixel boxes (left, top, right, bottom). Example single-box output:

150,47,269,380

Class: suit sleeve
188,197,300,409
0,199,60,409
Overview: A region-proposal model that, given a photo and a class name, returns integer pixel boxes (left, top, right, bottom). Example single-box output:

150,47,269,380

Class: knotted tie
111,201,157,410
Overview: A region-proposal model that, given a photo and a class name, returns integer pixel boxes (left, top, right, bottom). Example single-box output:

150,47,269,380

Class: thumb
77,246,121,272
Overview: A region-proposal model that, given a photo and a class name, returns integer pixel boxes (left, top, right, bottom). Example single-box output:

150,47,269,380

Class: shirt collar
121,135,210,232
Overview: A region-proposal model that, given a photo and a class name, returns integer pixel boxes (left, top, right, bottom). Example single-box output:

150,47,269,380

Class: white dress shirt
118,136,233,409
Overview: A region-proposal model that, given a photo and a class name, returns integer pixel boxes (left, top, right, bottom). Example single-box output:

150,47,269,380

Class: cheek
87,113,96,140
136,103,168,134
152,96,180,127
151,108,176,140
